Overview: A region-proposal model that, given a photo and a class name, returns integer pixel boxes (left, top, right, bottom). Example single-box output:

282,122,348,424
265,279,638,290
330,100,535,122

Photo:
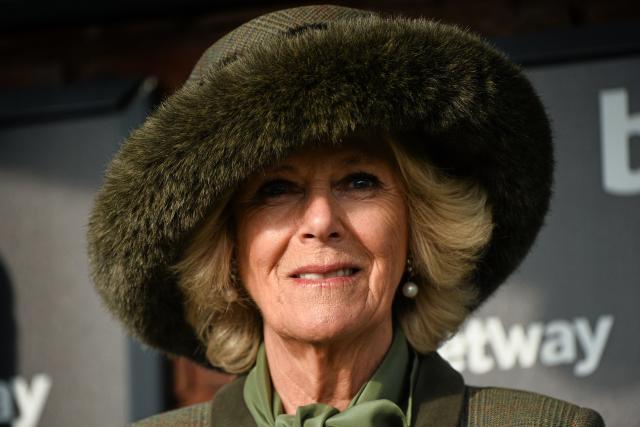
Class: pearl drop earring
402,258,419,298
402,281,419,298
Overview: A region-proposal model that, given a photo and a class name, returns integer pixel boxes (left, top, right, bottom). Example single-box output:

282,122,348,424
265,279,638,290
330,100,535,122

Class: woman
88,5,604,426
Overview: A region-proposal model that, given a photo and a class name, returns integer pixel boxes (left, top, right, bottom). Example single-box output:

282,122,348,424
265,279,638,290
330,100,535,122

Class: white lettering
540,319,576,366
12,374,52,427
438,333,466,372
0,381,13,422
440,315,614,377
466,319,494,374
574,315,614,377
486,317,543,370
599,88,640,195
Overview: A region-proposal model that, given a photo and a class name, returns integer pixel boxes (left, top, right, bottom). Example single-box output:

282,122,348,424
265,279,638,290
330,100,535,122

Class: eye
256,179,299,199
341,172,382,191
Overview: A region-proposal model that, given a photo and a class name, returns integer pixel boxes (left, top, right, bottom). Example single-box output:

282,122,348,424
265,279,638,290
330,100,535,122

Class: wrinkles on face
233,142,409,344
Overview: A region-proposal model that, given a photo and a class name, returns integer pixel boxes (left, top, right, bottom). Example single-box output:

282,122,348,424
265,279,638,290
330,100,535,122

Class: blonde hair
173,136,493,374
387,138,493,353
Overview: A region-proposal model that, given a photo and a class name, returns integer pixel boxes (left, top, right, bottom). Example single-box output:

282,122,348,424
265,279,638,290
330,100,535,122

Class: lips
295,268,357,280
290,264,361,280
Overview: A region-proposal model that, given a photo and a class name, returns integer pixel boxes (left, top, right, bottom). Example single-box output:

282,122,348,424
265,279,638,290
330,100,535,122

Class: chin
279,308,372,344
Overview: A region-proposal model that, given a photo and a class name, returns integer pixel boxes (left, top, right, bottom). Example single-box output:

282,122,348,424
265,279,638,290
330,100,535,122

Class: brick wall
2,0,640,93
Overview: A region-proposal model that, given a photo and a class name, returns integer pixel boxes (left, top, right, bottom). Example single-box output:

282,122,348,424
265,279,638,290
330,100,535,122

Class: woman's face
233,142,408,344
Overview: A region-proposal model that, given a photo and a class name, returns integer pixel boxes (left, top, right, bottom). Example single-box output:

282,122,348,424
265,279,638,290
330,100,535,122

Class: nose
298,191,344,243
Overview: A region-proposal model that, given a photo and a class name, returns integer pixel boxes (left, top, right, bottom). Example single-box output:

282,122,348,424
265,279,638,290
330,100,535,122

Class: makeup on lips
289,263,362,285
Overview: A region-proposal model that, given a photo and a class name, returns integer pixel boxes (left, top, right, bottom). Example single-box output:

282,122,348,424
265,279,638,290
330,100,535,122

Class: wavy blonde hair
173,134,493,374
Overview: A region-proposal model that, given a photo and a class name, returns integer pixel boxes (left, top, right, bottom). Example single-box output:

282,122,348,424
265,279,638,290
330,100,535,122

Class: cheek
235,210,291,305
347,198,408,288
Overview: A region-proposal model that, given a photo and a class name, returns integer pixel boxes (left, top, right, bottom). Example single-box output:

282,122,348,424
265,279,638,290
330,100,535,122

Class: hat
88,5,553,364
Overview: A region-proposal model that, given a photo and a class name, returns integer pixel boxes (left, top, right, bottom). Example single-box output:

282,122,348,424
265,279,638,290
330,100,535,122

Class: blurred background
1,1,639,426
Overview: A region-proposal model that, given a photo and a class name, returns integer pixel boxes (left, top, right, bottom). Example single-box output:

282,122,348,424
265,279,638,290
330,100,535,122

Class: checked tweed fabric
188,5,374,83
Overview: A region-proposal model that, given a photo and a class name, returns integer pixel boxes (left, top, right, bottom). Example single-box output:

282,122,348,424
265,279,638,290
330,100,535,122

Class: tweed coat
132,353,604,427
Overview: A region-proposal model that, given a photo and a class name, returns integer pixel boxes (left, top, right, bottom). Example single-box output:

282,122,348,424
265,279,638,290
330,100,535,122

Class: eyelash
257,179,298,198
342,172,381,190
255,172,383,200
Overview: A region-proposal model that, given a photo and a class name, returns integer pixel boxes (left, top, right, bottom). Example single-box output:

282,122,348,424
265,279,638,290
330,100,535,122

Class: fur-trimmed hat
88,5,553,365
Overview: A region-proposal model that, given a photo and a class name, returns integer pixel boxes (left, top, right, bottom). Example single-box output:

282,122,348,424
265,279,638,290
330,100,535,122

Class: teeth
298,268,355,279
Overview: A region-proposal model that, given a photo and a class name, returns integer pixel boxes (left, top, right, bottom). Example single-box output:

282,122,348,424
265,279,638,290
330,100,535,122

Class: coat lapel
211,375,257,427
411,352,466,427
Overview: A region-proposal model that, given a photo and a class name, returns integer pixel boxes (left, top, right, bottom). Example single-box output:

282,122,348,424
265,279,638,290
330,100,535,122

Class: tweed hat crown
88,5,553,365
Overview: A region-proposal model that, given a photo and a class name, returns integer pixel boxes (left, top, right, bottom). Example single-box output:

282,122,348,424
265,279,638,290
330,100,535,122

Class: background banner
440,54,640,427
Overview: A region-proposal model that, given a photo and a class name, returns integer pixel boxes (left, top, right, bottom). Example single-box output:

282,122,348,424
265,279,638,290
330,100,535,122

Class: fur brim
88,13,553,366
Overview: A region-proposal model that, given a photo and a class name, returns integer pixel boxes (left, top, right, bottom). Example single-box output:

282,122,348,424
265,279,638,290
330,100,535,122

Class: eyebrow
341,155,373,166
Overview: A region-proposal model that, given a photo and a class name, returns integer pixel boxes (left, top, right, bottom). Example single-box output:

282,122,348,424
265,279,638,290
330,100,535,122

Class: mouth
290,264,361,281
293,268,359,280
